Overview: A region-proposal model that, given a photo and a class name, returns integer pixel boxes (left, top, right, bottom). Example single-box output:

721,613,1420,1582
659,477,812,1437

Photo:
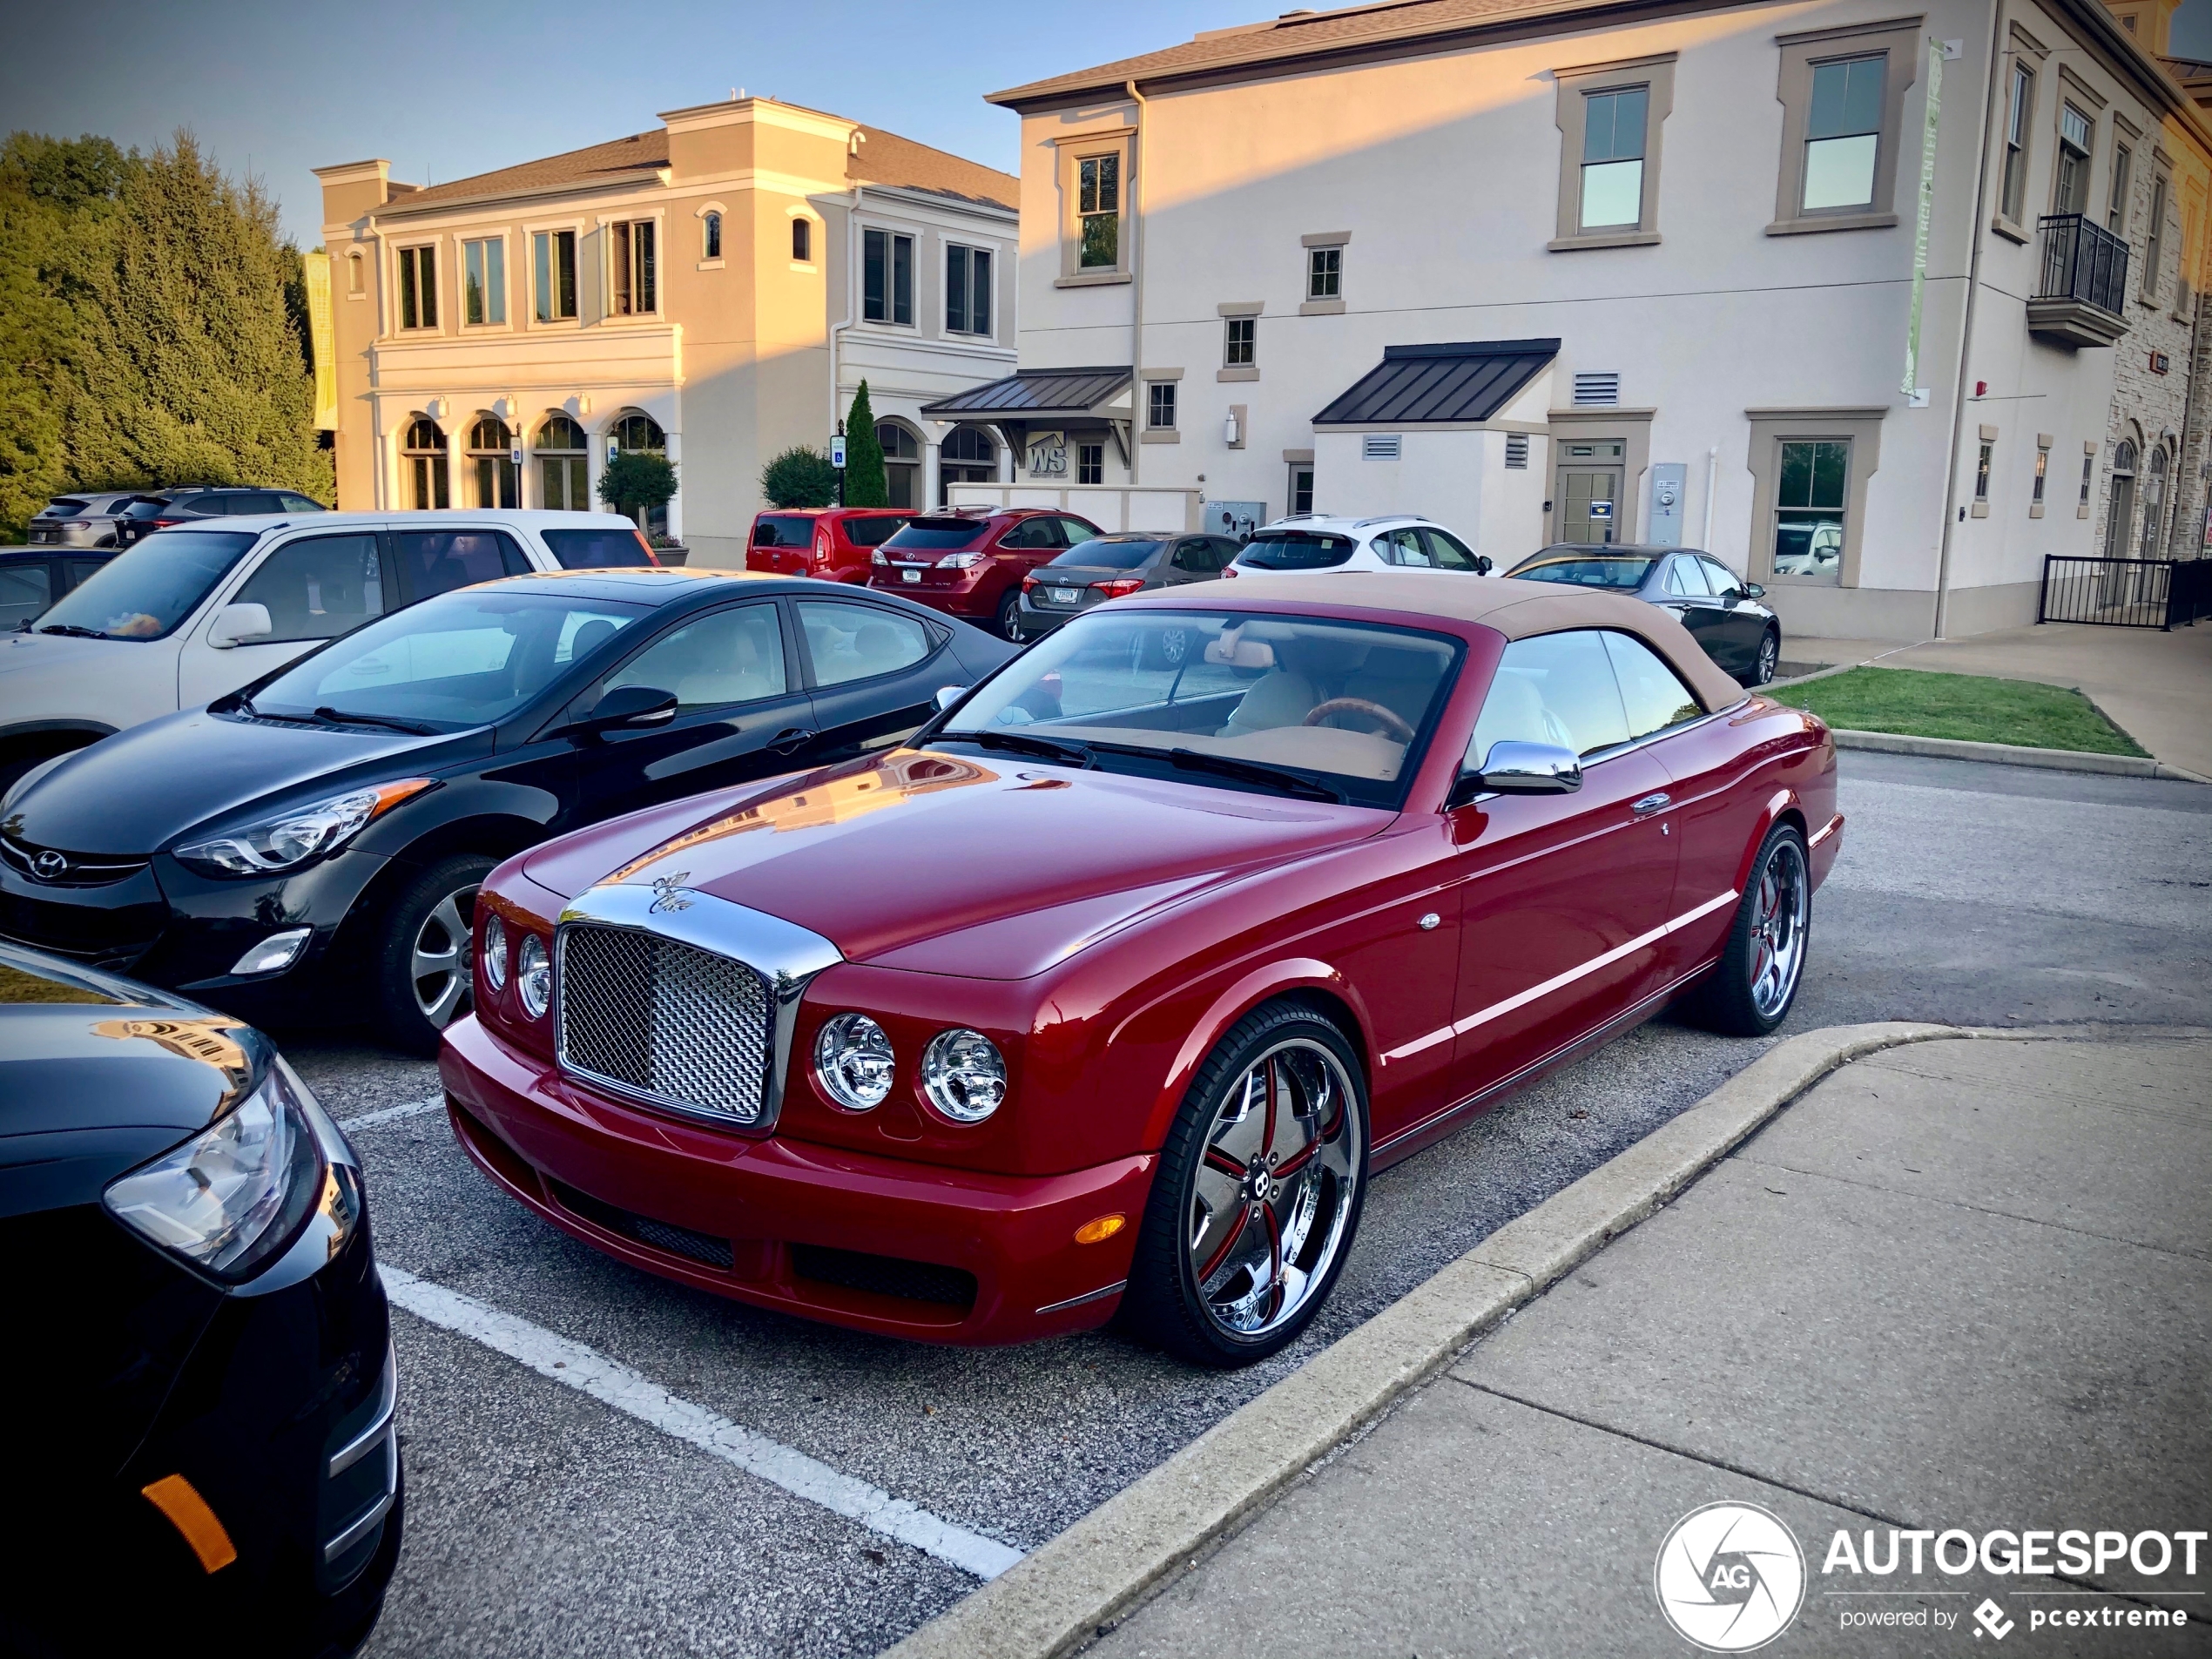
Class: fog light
231,927,310,977
1074,1213,1125,1245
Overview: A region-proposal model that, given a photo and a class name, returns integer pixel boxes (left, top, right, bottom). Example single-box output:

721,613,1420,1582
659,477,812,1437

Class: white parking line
379,1266,1026,1581
339,1095,445,1131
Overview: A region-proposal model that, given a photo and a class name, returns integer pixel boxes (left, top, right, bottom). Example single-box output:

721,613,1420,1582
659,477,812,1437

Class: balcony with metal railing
2027,214,2131,348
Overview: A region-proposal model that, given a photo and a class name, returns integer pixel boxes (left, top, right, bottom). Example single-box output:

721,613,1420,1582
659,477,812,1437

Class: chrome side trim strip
1035,1280,1128,1315
1810,812,1844,847
323,1461,396,1563
327,1341,399,1477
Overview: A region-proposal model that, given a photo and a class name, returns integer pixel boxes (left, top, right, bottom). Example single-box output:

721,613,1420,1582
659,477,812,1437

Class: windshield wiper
1169,748,1346,804
314,705,440,736
38,624,109,639
952,729,1099,770
233,696,320,725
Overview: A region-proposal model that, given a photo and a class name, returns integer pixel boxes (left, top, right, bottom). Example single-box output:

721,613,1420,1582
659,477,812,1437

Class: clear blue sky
2,0,1258,246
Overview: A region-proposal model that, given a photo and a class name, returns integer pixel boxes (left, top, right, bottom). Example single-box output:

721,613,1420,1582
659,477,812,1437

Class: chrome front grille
556,921,773,1125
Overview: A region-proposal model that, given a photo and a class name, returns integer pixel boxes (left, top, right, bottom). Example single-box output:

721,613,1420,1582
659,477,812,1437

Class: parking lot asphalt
280,748,2212,1658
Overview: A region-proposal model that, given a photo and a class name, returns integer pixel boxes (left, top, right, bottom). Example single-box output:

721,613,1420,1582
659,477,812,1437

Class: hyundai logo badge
32,850,67,880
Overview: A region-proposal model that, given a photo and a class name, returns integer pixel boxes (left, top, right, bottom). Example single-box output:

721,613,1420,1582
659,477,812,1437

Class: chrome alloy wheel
410,881,480,1028
1186,1038,1361,1340
1748,838,1808,1020
1753,631,1779,685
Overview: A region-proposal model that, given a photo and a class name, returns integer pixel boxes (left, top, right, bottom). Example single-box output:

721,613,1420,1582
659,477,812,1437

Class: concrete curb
1827,726,2208,781
883,1021,1963,1659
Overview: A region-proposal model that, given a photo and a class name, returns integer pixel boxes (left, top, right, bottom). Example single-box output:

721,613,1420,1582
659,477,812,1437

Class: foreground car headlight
482,913,509,990
104,1065,323,1282
517,934,550,1019
176,778,435,877
921,1028,1007,1123
815,1013,894,1111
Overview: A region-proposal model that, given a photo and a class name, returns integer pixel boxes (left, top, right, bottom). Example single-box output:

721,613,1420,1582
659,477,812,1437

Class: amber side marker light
1074,1213,1126,1245
141,1474,238,1573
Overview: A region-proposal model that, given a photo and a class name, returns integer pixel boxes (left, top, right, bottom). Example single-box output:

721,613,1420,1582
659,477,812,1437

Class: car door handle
768,727,815,753
1632,792,1671,815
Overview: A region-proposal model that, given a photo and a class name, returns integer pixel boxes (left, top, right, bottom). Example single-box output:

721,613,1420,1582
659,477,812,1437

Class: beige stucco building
942,0,2212,638
315,99,1018,568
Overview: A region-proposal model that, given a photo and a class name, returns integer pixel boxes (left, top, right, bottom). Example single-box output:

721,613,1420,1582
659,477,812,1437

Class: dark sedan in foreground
1504,545,1783,685
0,569,1015,1052
0,944,397,1658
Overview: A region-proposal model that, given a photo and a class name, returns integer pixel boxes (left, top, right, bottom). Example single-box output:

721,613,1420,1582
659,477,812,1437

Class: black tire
1743,628,1780,687
995,590,1022,641
1681,823,1810,1037
374,853,495,1055
1121,1001,1369,1367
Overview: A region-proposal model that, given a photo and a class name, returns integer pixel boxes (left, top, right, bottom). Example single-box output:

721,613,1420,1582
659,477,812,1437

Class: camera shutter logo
1655,1502,1805,1651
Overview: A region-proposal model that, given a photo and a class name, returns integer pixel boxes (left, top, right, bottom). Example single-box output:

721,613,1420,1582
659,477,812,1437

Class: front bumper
439,1013,1151,1345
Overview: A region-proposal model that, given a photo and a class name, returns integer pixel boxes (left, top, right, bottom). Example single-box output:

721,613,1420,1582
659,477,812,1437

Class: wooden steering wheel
1302,698,1416,744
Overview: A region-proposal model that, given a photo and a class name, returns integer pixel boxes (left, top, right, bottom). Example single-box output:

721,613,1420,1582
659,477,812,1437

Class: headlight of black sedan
174,778,435,877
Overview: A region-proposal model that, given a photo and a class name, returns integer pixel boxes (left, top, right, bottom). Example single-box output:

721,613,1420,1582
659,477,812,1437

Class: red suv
867,507,1103,638
746,507,914,583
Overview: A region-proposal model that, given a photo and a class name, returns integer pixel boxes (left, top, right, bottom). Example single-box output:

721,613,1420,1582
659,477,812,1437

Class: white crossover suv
0,509,657,791
1225,514,1495,581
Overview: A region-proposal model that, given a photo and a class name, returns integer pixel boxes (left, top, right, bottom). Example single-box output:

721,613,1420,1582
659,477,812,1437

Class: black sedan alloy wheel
375,853,496,1055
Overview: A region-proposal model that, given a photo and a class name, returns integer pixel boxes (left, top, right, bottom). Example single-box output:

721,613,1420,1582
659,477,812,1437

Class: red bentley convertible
440,573,1842,1366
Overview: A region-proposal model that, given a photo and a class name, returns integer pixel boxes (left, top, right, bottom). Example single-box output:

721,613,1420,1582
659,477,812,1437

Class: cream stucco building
315,98,1019,568
941,0,2212,638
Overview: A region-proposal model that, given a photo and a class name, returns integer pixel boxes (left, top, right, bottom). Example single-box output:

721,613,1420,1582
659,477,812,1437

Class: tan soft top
1183,571,1749,713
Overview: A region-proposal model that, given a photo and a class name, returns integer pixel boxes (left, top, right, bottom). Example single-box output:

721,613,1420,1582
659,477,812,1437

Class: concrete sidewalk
1089,1035,2211,1658
1782,623,2212,779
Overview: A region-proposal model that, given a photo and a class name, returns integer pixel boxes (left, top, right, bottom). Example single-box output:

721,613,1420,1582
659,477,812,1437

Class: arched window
347,251,364,296
2139,444,2169,560
403,417,449,510
938,425,997,504
610,411,665,455
792,217,812,262
705,211,723,260
466,415,517,509
536,414,589,511
877,421,921,509
2104,439,2138,565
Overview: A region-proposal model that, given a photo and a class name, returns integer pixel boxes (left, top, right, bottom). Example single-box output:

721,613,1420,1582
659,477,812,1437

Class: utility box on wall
1205,500,1268,541
1648,462,1687,547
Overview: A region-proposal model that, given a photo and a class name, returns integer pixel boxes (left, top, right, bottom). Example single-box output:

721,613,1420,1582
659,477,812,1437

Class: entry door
1556,440,1626,544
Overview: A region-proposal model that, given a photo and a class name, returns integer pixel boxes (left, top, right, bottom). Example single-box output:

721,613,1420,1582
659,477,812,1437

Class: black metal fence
2040,555,2212,629
2036,214,2130,315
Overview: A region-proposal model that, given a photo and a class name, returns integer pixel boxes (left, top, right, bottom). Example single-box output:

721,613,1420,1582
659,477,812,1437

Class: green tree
841,381,887,508
760,445,839,509
597,449,678,526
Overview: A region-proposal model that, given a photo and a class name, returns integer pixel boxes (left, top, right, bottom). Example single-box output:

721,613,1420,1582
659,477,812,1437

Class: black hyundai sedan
0,943,397,1658
0,569,1014,1052
1502,544,1784,685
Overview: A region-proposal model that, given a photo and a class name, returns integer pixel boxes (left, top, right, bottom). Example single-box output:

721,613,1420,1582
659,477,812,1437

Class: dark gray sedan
1503,544,1783,685
1014,531,1241,649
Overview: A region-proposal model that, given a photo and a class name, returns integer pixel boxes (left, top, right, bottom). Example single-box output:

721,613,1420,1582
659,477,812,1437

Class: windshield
935,609,1459,809
37,531,259,639
541,526,653,570
1050,538,1158,570
1507,555,1656,590
885,518,989,552
247,590,650,732
1239,530,1355,570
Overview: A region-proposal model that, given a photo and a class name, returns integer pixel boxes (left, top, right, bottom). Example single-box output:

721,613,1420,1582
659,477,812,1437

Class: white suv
0,509,653,791
1225,514,1494,580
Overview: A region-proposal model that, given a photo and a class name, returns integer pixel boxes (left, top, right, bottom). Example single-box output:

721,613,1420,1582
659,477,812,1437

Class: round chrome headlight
815,1013,894,1112
517,934,550,1020
482,914,509,990
921,1028,1007,1123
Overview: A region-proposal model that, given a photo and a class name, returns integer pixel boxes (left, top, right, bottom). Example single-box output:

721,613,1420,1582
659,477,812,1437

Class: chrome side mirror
934,685,968,712
1448,739,1582,806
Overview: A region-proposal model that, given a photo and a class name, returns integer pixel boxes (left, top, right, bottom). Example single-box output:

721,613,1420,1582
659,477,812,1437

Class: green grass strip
1767,665,2148,757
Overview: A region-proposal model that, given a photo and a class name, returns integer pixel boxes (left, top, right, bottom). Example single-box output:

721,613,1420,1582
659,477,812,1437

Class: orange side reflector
141,1474,238,1574
1074,1213,1126,1246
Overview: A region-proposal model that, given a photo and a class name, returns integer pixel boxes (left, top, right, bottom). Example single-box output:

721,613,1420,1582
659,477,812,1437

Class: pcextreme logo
1656,1502,1808,1652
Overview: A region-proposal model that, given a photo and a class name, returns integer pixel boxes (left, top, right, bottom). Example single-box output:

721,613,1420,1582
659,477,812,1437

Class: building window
2140,446,2168,557
347,252,364,297
467,415,517,509
1290,463,1315,515
2080,449,2095,509
2106,440,2138,558
1224,316,1256,368
864,228,913,325
1506,434,1530,469
790,217,809,262
1147,381,1177,430
2001,65,2035,224
1078,152,1120,269
1077,442,1103,486
1803,55,1885,212
1775,440,1848,579
947,245,992,335
2054,106,2093,216
2144,175,2168,300
462,238,505,326
938,426,997,504
611,219,657,315
610,411,664,456
1975,442,1993,503
2109,145,2133,233
397,245,436,330
403,417,448,509
877,421,921,509
534,230,577,322
536,414,588,511
1579,85,1649,230
2033,445,2048,504
1307,246,1340,300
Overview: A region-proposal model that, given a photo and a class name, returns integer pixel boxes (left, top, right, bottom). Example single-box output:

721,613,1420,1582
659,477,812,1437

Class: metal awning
1313,338,1560,427
921,366,1132,420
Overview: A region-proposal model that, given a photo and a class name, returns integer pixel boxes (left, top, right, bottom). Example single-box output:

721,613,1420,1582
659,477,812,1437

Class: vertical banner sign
304,252,337,430
1902,38,1944,398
